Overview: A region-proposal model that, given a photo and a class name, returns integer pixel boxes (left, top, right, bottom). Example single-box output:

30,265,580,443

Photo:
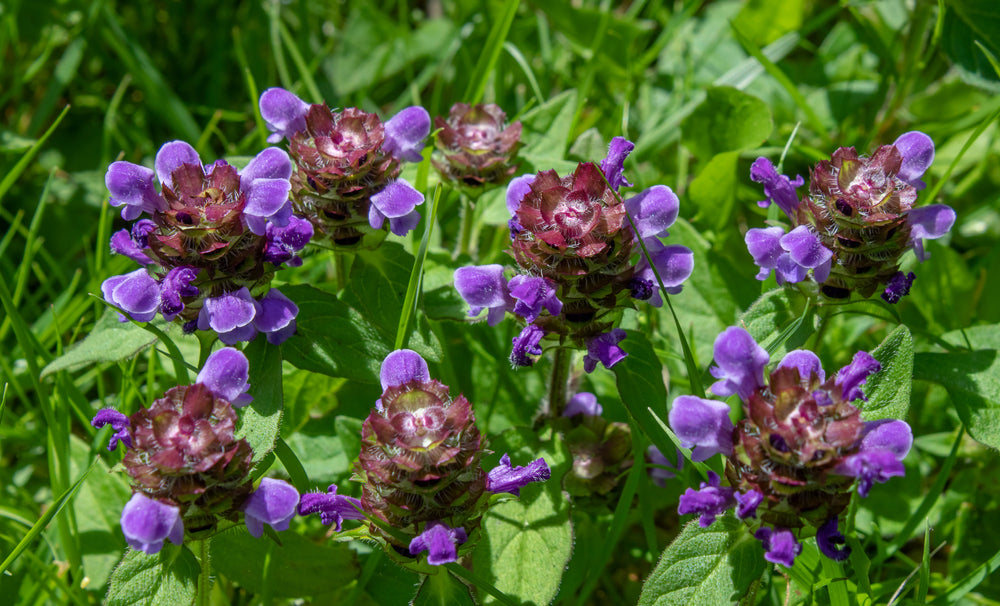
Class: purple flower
159,267,199,320
120,493,184,554
776,350,825,386
110,227,153,265
881,271,916,304
508,275,562,322
893,131,935,190
240,147,294,235
510,324,545,367
105,162,165,221
709,326,768,400
382,106,431,162
505,174,537,215
243,478,300,538
197,287,260,345
368,179,424,236
668,395,734,461
749,157,804,218
563,392,603,417
408,521,468,566
486,453,551,496
633,239,694,306
583,328,627,373
745,226,833,285
599,136,634,191
677,471,736,527
646,445,682,487
92,408,132,451
835,351,881,402
454,265,512,326
735,489,764,519
101,268,161,323
858,419,913,460
624,185,679,239
259,87,310,143
754,527,801,568
906,204,956,262
816,517,850,561
380,349,431,391
297,484,365,531
254,289,298,345
264,215,314,267
196,347,252,407
834,449,905,498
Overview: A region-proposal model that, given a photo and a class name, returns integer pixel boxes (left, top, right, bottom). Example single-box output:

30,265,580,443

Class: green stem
456,194,476,259
546,346,571,418
196,330,218,368
197,539,212,606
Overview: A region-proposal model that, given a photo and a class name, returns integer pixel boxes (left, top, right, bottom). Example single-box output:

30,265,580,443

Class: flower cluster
746,132,955,303
92,348,299,553
432,102,522,191
453,137,694,370
102,141,309,344
298,350,550,566
668,327,912,567
259,88,430,249
557,392,634,496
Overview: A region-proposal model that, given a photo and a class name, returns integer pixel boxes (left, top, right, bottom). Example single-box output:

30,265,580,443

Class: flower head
433,103,522,189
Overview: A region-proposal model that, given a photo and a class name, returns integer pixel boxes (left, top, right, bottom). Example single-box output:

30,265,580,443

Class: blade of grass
0,105,69,206
929,544,1000,605
463,0,520,104
444,562,519,606
395,184,442,350
233,27,270,149
278,20,323,104
273,437,310,493
266,2,294,95
503,41,545,106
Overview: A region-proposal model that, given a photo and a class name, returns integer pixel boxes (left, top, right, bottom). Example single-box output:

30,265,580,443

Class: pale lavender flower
243,478,300,538
120,493,184,554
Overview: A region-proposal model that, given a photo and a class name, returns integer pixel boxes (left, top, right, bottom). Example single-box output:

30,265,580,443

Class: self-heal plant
453,137,694,372
432,102,523,191
668,327,912,568
102,141,310,344
91,348,299,553
746,132,955,303
259,87,430,249
298,350,550,568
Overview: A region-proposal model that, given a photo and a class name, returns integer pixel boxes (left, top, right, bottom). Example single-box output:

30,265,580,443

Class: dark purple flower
633,239,695,306
159,267,199,320
486,453,550,496
240,147,294,235
563,392,603,417
833,449,905,498
749,157,804,218
776,350,825,387
264,215,314,267
906,204,956,262
508,275,562,322
735,489,764,519
629,277,654,300
382,106,431,162
624,185,679,239
197,288,259,345
120,493,184,554
646,445,682,487
600,136,634,191
668,395,734,461
243,478,300,538
408,521,468,566
709,326,768,400
510,325,545,367
110,228,153,265
816,517,850,561
253,289,298,345
754,527,801,568
368,179,424,236
505,174,536,215
893,131,935,190
881,271,916,304
196,347,252,407
101,269,161,322
298,484,365,531
835,351,881,402
583,328,627,373
678,471,736,527
92,408,132,451
454,264,512,326
259,87,310,143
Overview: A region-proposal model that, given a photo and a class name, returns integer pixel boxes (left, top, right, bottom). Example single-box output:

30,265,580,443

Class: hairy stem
546,346,572,418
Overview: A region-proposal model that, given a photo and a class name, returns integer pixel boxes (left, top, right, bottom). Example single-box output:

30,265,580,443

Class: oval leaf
861,325,913,421
236,337,283,463
105,546,199,606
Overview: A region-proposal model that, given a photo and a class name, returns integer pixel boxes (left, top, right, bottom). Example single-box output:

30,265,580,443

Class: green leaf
681,87,772,159
940,0,1000,90
733,0,805,46
913,325,1000,449
686,152,740,233
637,516,765,606
41,308,176,378
105,546,200,606
236,337,283,463
210,527,358,598
861,325,914,421
410,570,478,606
519,90,579,172
738,288,815,359
613,330,675,457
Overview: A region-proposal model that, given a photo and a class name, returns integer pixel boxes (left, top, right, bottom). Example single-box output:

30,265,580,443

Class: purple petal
253,289,298,343
92,408,132,451
774,252,809,285
834,450,904,497
243,478,300,538
408,521,468,566
583,328,627,373
754,527,801,568
159,267,199,321
668,395,734,461
297,484,365,531
709,326,769,400
388,210,422,237
197,288,259,344
243,178,292,235
600,136,635,191
906,204,956,262
510,324,545,367
505,174,536,215
780,225,833,269
777,350,826,386
241,147,293,184
102,269,161,322
677,472,736,527
816,517,850,561
486,453,551,496
264,215,314,266
624,185,679,239
120,493,184,554
383,106,431,162
380,349,430,391
563,392,603,417
749,157,803,218
745,226,785,281
110,229,153,265
154,141,201,189
881,271,916,304
196,347,252,407
508,275,562,322
370,180,424,219
105,162,165,218
259,87,310,143
835,351,881,402
454,265,511,325
735,489,764,519
858,419,912,460
635,240,694,306
893,131,934,189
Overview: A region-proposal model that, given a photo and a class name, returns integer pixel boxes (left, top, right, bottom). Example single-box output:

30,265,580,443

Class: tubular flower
259,87,429,249
746,132,955,303
668,327,912,567
301,350,548,566
453,136,693,370
102,141,309,344
432,102,522,190
93,348,297,551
